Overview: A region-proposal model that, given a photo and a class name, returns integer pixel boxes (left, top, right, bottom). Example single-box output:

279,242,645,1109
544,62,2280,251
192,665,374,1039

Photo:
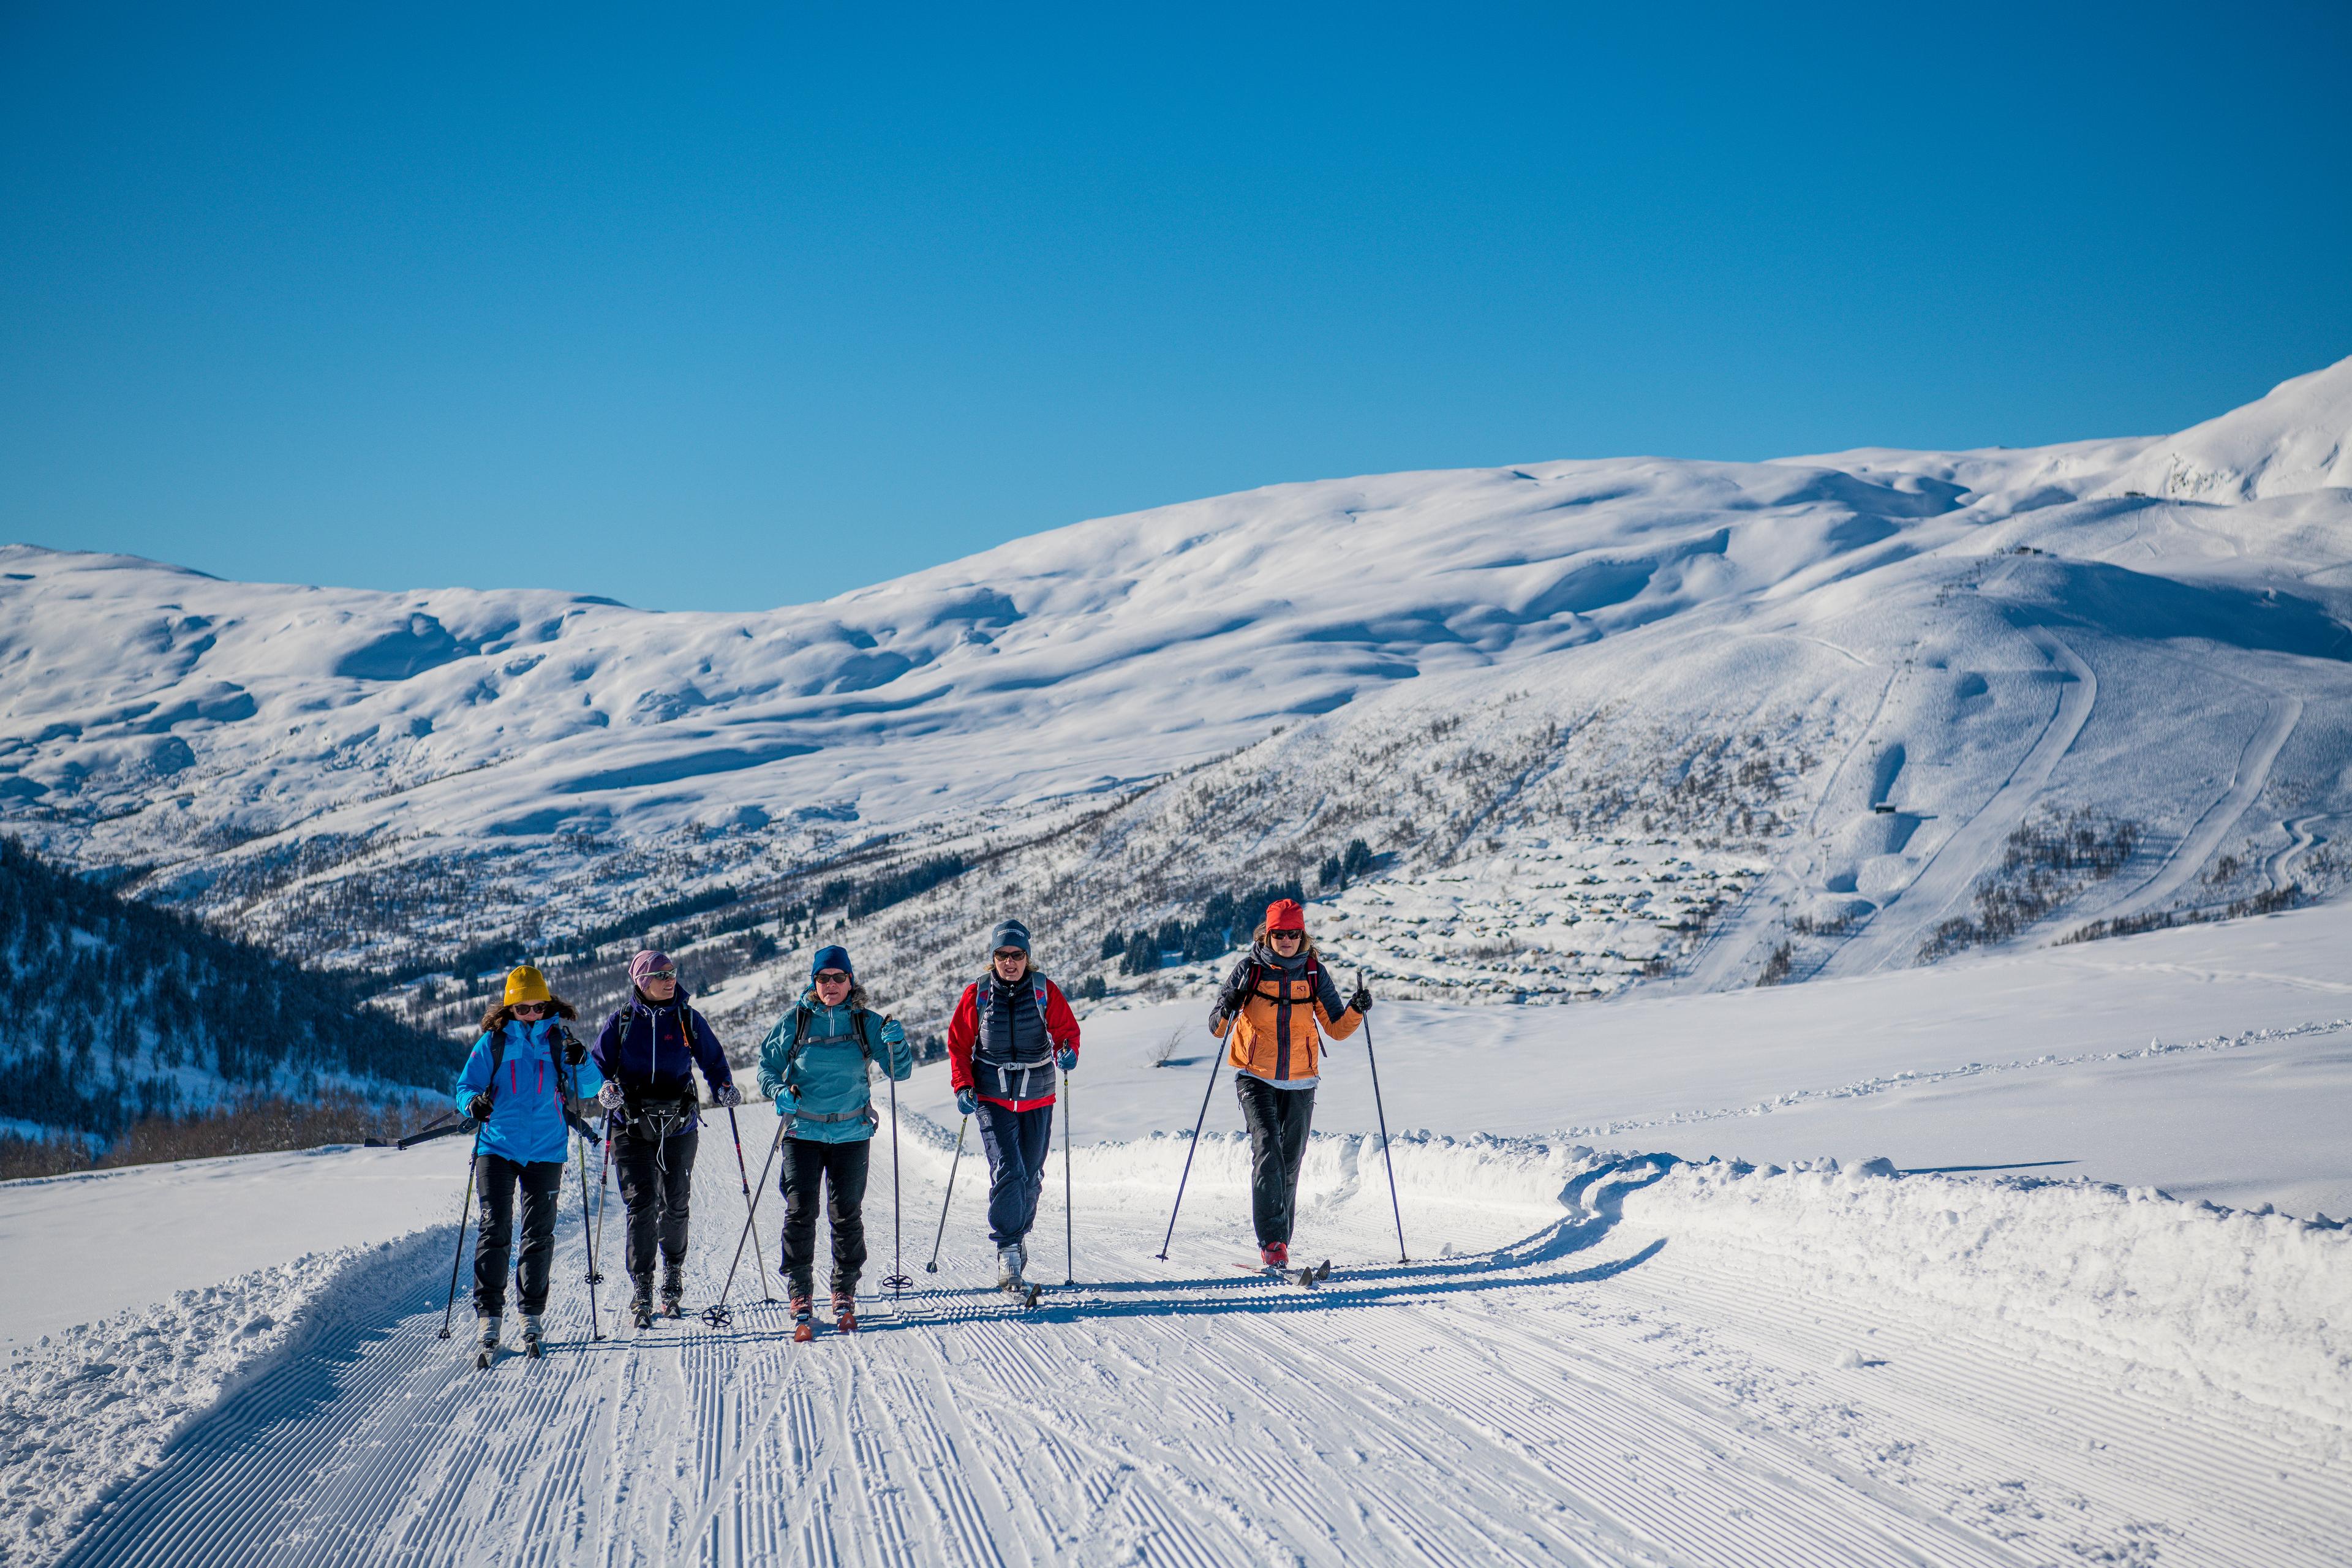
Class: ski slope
33,1126,2352,1568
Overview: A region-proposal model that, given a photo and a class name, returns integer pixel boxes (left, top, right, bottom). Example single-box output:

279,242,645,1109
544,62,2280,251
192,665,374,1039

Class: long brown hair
478,994,580,1041
1251,921,1321,959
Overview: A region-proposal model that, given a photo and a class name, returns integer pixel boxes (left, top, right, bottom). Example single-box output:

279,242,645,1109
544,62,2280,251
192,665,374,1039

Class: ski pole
591,1114,614,1333
702,1112,787,1329
568,1056,603,1341
881,1049,911,1302
723,1105,775,1303
1061,1071,1074,1286
924,1114,968,1273
1156,1046,1223,1260
1359,970,1408,1265
438,1133,482,1340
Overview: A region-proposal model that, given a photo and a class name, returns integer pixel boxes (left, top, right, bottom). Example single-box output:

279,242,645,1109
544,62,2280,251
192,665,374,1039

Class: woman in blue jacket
755,944,913,1340
592,949,740,1327
453,965,602,1357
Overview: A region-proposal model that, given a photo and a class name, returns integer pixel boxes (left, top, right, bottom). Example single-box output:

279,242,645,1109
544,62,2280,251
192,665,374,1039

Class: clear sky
4,2,2348,612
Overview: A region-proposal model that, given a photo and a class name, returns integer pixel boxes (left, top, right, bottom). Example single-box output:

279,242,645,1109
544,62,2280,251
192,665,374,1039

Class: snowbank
0,1229,442,1564
1143,1123,2352,1432
1626,1156,2352,1431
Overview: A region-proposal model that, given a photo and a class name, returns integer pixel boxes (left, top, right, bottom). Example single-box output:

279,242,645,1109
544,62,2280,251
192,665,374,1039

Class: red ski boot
832,1289,858,1334
791,1295,815,1344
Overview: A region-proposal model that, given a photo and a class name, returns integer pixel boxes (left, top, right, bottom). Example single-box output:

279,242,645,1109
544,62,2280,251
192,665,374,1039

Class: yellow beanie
502,965,553,1006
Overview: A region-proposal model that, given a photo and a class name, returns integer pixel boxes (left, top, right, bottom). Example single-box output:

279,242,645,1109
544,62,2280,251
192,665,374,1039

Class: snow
6,356,2352,1034
6,359,2352,1561
12,1126,2346,1565
5,903,2349,1563
0,1143,470,1346
959,895,2352,1218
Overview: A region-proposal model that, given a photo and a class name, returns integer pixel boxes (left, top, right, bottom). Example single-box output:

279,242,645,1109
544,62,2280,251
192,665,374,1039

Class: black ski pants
779,1137,870,1299
472,1153,565,1317
612,1123,699,1289
1235,1075,1316,1248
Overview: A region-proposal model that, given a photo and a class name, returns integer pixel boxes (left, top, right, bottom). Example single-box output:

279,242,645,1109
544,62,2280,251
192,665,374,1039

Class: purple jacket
593,988,735,1116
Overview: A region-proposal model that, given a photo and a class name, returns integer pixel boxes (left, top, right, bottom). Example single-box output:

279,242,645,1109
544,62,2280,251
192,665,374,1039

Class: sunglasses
1269,929,1303,940
638,970,677,984
992,949,1027,962
511,1001,551,1017
813,970,851,984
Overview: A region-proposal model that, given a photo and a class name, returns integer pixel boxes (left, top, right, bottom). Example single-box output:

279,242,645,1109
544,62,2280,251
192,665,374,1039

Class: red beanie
1265,899,1306,932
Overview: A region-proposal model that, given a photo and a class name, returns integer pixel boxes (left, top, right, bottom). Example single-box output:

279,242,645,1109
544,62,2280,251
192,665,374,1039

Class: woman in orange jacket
1208,899,1373,1270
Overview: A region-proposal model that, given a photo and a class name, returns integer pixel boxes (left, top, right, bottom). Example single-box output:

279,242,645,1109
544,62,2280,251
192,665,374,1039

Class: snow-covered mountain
6,358,2351,1042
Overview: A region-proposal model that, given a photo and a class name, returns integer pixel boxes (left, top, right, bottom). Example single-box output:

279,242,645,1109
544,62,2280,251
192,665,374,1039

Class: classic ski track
52,1144,2351,1567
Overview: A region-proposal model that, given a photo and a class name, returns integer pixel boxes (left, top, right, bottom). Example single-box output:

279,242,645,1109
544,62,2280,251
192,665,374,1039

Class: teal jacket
756,986,914,1144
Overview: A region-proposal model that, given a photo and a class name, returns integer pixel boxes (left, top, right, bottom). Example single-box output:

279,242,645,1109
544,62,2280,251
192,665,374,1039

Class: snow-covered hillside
6,358,2352,1050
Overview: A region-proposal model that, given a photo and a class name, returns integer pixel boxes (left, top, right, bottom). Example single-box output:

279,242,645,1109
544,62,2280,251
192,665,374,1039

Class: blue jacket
592,989,735,1123
453,1019,604,1166
756,987,913,1145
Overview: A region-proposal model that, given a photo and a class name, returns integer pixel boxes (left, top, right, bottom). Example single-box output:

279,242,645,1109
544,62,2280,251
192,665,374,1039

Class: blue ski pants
976,1099,1054,1248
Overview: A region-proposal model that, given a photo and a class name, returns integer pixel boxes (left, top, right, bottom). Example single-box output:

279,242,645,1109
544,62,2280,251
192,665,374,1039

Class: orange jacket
1210,951,1360,1084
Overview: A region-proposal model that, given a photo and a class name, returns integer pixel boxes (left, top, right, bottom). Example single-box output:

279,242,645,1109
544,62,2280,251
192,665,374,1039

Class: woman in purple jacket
592,949,740,1327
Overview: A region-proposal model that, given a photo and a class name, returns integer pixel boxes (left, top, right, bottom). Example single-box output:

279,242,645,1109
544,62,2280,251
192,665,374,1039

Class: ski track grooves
52,1145,2348,1567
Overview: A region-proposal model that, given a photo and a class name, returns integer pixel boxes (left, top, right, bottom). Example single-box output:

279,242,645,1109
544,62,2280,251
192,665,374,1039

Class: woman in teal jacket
755,943,913,1338
453,965,603,1355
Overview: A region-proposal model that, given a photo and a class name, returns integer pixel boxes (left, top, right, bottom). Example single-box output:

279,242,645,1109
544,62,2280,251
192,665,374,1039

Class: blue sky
4,2,2347,611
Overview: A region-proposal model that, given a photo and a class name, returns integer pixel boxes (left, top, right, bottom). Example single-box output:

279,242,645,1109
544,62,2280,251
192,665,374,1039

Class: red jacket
947,972,1081,1110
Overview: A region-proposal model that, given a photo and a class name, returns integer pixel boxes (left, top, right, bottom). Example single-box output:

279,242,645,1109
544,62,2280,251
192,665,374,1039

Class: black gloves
1349,984,1374,1015
466,1092,494,1122
560,1031,587,1066
1215,983,1251,1020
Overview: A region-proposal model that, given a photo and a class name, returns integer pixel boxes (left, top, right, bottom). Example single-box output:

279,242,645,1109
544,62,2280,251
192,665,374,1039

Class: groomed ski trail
54,1129,2351,1567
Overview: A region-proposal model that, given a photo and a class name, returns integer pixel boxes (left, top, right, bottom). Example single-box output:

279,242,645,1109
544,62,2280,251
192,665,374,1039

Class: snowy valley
4,361,2351,1564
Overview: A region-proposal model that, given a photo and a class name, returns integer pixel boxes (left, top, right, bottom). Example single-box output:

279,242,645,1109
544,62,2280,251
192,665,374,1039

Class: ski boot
831,1286,858,1335
521,1313,545,1359
1259,1241,1289,1272
475,1313,500,1370
659,1265,685,1319
998,1245,1041,1308
791,1295,816,1344
630,1276,656,1331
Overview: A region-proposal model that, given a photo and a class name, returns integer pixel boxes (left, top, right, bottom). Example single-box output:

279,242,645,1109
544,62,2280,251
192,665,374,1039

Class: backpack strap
479,1026,511,1109
1031,978,1052,1036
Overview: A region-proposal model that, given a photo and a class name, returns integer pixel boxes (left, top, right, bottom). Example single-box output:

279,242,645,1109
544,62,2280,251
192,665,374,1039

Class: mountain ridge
4,356,2350,1047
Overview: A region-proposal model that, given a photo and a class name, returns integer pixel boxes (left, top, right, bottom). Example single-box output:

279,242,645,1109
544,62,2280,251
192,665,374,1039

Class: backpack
473,1022,599,1142
1244,954,1322,1007
973,975,1054,1060
780,1003,880,1128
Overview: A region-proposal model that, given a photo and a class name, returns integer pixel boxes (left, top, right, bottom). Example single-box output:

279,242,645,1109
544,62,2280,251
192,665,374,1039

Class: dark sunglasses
639,970,677,984
992,949,1027,962
511,1001,551,1017
813,970,851,984
1268,929,1303,940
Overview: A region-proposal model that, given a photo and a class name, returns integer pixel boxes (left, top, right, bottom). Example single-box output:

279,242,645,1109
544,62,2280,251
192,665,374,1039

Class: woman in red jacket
945,917,1080,1295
